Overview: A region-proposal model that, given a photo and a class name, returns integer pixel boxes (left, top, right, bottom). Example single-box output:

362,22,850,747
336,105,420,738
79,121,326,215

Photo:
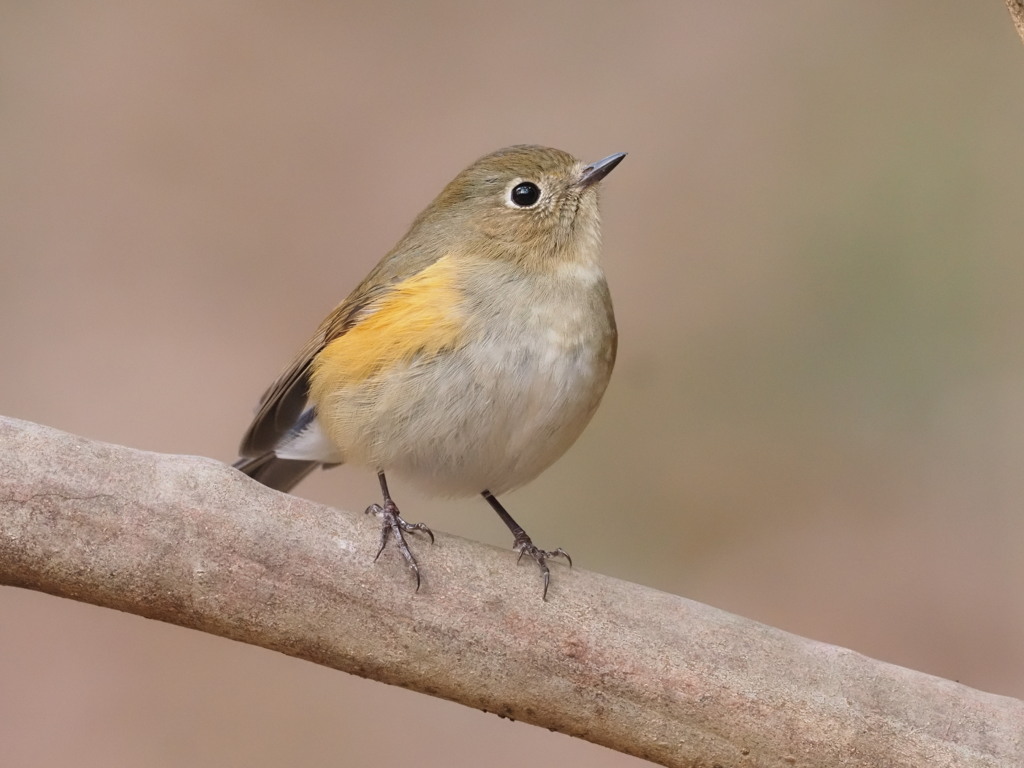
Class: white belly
318,271,616,497
389,336,609,495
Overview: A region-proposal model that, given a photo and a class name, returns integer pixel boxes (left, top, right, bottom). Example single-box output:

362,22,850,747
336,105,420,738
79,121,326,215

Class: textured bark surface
1,415,1022,767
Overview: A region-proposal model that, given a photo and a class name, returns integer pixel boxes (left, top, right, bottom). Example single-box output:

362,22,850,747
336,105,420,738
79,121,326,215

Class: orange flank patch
309,255,465,392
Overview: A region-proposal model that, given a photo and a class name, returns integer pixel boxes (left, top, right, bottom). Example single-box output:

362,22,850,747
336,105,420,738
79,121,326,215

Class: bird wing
237,246,446,457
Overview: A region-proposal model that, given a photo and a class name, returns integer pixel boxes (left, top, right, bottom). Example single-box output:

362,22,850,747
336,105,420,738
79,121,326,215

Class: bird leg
481,490,572,601
365,471,434,590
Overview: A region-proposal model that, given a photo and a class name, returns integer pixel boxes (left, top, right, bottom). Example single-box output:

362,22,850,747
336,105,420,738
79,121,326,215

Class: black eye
510,182,541,207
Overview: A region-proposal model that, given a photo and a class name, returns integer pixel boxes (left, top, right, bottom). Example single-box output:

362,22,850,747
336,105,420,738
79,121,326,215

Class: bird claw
365,499,434,590
513,534,572,601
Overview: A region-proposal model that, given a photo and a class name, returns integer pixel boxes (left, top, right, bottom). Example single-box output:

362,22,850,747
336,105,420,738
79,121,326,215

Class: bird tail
233,453,321,493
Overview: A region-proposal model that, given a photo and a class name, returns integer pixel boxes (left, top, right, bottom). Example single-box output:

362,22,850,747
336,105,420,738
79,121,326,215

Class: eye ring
509,181,542,208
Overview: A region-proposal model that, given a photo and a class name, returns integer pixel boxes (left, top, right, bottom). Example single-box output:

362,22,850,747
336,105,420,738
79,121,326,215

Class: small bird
234,145,624,598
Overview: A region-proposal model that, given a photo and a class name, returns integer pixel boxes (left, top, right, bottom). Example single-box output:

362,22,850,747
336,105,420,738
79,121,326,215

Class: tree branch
0,415,1021,767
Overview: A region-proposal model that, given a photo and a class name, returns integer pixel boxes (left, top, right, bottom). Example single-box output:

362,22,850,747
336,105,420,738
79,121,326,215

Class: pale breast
317,259,616,498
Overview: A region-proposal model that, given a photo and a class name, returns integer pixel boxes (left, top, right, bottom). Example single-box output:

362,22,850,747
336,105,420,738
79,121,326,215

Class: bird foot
365,498,434,590
512,533,572,601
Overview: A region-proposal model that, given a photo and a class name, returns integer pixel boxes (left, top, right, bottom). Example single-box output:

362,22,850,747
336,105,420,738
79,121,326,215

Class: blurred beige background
3,2,1024,766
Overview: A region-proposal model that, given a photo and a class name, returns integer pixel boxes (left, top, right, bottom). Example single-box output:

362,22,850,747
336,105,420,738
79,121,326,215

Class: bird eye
510,182,541,207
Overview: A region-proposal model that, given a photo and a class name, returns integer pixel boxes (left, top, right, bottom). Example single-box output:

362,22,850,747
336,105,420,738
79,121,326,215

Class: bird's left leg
481,490,571,600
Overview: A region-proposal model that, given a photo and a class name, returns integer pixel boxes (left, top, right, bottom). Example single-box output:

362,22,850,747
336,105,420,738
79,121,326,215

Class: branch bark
0,415,1021,767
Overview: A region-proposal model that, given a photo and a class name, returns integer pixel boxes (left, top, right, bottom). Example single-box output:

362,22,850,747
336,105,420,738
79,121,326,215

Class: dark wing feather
237,333,323,456
237,291,374,457
232,453,321,492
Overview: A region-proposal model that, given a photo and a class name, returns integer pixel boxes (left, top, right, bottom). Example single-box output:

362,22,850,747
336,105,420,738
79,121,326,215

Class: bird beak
576,152,626,188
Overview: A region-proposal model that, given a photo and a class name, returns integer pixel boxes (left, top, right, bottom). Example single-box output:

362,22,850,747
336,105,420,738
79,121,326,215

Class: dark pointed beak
577,152,626,188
